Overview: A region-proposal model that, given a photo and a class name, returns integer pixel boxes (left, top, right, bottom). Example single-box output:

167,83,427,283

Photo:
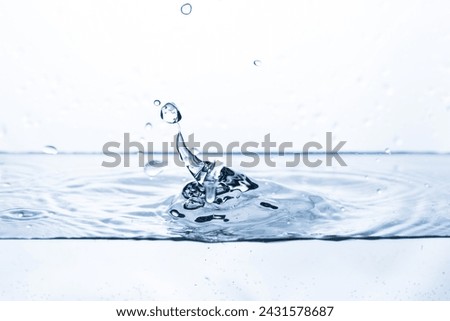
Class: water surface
0,153,449,242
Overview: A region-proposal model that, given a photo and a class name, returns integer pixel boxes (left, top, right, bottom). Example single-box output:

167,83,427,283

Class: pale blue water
1,153,449,242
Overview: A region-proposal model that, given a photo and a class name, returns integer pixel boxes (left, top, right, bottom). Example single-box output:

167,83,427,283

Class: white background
1,0,450,152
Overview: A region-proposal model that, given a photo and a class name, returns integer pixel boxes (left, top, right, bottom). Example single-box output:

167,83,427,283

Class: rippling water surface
0,154,449,242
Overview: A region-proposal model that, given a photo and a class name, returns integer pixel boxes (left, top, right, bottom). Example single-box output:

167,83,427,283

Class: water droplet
181,3,192,15
154,100,161,106
160,102,182,124
42,145,58,155
26,225,31,229
144,160,166,177
253,60,262,66
384,148,391,154
425,183,431,188
145,122,152,131
376,188,382,194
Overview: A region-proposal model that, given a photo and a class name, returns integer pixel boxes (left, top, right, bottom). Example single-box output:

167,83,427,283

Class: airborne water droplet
160,103,182,124
154,100,161,106
42,145,58,155
384,148,391,154
181,3,192,15
376,188,382,194
253,60,261,66
144,160,166,177
145,122,152,131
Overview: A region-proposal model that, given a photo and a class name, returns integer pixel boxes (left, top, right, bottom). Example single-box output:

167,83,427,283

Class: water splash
159,103,339,226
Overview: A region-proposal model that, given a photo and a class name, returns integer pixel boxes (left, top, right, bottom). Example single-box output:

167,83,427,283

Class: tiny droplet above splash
144,160,166,177
145,122,152,131
154,100,161,106
42,145,58,155
384,148,391,154
253,60,262,66
181,3,192,15
160,103,182,124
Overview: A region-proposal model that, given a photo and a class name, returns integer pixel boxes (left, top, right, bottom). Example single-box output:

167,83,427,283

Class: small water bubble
26,225,31,229
180,3,192,15
153,100,161,106
424,183,431,188
160,102,182,124
145,122,153,131
384,148,391,154
376,188,382,194
144,160,166,177
42,145,58,155
253,60,262,66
